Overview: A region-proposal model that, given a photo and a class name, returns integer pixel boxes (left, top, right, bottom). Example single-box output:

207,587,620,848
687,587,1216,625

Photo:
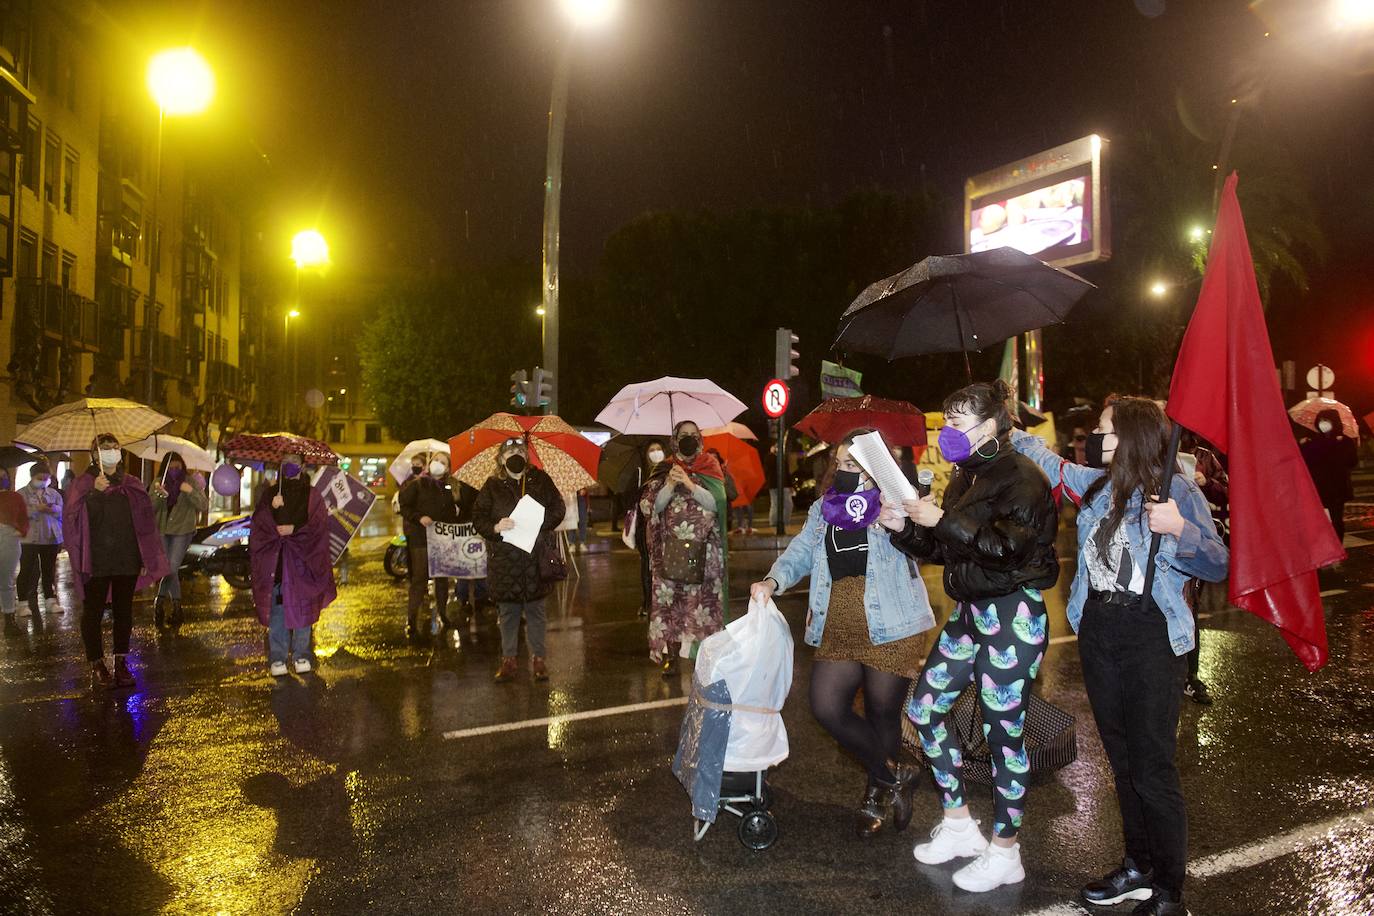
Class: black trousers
407,544,451,624
81,575,138,662
1323,499,1347,542
1078,597,1188,898
18,543,60,601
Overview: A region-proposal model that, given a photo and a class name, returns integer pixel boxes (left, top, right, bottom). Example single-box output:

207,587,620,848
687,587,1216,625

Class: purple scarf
820,487,882,530
165,468,186,510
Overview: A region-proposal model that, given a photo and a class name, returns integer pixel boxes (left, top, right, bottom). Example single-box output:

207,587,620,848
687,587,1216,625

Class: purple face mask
821,487,882,530
937,424,973,463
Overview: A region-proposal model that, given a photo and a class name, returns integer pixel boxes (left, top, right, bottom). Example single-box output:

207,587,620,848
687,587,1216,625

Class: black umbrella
833,248,1096,378
0,446,38,469
597,435,660,493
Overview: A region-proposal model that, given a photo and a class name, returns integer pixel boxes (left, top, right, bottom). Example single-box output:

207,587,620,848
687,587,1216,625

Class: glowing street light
1189,225,1206,242
142,48,215,408
290,229,331,269
559,0,621,29
1149,281,1169,297
147,48,215,116
1332,0,1374,29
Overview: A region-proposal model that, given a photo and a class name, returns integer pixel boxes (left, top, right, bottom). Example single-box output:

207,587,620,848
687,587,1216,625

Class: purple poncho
63,468,171,601
249,485,337,629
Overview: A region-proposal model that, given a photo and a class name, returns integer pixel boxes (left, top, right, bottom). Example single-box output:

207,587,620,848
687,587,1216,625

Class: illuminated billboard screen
964,135,1110,269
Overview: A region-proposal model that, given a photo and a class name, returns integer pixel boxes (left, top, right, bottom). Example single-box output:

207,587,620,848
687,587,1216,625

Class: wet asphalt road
1,512,1373,916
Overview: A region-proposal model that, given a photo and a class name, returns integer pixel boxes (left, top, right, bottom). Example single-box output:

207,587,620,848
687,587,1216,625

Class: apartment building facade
0,0,274,455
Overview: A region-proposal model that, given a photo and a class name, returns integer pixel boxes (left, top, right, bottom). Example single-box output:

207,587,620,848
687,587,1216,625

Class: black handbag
663,537,706,584
538,531,568,583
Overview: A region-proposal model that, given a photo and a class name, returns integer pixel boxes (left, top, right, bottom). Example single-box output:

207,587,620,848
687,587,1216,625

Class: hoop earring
974,437,1000,460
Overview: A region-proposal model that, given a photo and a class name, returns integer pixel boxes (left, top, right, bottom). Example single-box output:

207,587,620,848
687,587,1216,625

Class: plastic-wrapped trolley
672,598,794,850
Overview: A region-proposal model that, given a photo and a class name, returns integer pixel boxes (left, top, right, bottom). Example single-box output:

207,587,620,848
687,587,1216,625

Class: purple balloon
211,464,241,497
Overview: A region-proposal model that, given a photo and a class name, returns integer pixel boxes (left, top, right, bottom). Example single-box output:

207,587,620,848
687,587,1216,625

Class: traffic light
509,369,530,411
531,366,553,412
775,327,800,380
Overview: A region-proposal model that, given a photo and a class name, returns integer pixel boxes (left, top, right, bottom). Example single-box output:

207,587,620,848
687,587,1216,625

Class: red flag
1166,173,1343,672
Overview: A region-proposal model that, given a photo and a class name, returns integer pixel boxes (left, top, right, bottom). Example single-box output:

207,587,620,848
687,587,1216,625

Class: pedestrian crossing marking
442,696,688,740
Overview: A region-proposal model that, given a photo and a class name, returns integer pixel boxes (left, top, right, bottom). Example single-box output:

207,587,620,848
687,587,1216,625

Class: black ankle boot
891,760,919,832
169,599,184,628
855,778,897,838
153,596,167,629
3,614,18,637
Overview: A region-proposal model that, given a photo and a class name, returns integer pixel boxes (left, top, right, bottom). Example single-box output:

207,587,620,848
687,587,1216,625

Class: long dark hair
1083,396,1171,561
159,451,185,477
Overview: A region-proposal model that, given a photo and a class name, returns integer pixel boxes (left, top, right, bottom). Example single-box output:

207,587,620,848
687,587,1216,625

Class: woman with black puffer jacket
472,438,565,683
880,379,1058,895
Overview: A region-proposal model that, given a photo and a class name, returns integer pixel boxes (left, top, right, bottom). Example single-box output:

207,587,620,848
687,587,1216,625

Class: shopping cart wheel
737,809,778,850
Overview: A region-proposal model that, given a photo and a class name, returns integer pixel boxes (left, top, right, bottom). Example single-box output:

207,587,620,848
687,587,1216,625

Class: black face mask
504,454,527,475
833,470,862,493
412,466,424,477
1085,432,1110,469
677,435,700,458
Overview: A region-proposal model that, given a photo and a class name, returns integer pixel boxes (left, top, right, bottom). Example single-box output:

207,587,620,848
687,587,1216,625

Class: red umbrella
221,432,339,466
793,396,927,448
449,413,600,495
703,432,765,508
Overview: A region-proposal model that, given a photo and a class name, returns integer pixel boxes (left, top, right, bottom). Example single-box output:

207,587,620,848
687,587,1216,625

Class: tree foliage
359,272,538,441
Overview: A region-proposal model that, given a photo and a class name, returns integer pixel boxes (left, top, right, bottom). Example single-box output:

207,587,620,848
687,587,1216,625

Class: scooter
384,533,409,581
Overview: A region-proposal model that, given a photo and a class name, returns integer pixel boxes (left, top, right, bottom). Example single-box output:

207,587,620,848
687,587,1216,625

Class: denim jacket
1010,429,1229,656
766,501,936,648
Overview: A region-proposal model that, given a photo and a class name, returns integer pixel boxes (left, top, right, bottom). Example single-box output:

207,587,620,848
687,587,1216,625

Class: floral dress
641,475,726,662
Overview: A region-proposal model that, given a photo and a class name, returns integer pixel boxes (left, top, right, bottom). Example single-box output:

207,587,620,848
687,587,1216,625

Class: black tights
809,659,911,785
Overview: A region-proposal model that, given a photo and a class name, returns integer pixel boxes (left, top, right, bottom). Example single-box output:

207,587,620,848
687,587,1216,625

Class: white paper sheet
501,494,546,554
848,431,918,504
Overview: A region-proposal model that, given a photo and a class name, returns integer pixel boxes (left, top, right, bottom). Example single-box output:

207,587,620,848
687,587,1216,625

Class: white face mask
32,477,49,488
647,449,665,464
1317,420,1334,434
429,460,448,477
98,448,121,468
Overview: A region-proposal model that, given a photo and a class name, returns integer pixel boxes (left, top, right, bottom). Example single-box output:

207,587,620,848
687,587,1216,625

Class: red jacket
0,491,29,537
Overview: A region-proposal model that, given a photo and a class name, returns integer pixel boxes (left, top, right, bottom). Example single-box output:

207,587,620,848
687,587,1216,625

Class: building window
62,150,76,214
41,242,56,281
21,117,37,191
364,424,382,444
18,232,37,278
43,134,58,205
328,423,344,444
60,251,75,289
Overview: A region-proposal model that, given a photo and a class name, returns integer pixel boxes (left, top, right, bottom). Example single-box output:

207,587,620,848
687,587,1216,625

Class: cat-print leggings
908,588,1048,839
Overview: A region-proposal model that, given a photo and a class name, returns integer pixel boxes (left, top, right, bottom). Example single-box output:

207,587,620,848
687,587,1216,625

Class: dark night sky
131,1,1368,264
123,0,1374,395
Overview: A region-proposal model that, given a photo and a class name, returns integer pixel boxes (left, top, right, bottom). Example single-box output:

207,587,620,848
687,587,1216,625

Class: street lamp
541,0,620,415
1332,0,1374,28
143,48,214,407
287,230,329,423
1149,280,1169,297
291,229,330,270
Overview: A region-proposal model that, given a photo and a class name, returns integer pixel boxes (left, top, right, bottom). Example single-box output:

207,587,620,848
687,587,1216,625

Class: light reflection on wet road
1,515,1372,915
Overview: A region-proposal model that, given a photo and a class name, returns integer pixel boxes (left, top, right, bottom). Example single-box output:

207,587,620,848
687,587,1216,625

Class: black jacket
398,475,460,546
472,468,566,603
891,441,1058,602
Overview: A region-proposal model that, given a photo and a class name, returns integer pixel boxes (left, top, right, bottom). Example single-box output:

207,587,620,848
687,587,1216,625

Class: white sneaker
269,661,289,677
293,657,313,674
952,843,1025,892
914,816,989,865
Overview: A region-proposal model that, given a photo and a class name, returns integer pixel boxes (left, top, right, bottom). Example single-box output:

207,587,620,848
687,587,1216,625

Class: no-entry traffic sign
762,379,790,418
